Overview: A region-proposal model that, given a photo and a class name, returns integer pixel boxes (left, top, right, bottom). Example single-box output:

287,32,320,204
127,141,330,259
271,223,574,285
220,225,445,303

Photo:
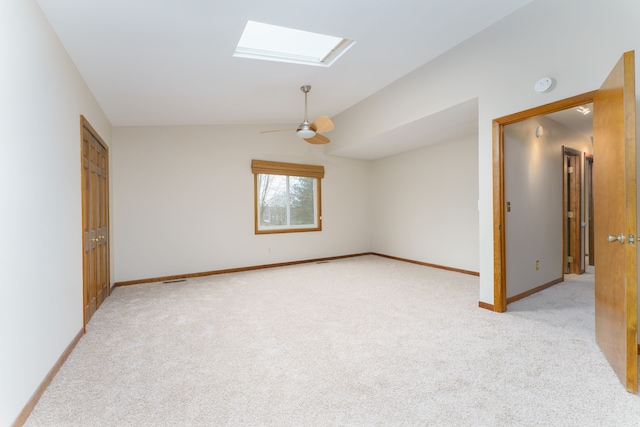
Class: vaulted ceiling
36,0,533,130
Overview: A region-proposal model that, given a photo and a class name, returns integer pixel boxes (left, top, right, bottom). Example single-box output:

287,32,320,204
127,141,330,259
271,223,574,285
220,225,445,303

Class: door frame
563,146,583,275
585,153,594,267
492,91,596,312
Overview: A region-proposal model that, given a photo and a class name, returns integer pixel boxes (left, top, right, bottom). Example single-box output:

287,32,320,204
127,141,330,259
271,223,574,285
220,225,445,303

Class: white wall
111,125,371,282
0,0,112,425
370,137,479,272
328,0,640,304
504,116,592,299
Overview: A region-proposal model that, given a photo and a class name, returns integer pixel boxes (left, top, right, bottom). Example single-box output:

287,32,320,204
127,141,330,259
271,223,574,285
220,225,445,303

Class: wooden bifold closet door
81,116,110,325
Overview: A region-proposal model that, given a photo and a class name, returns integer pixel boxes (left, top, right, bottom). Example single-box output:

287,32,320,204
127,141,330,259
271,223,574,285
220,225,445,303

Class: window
234,21,355,67
251,160,324,234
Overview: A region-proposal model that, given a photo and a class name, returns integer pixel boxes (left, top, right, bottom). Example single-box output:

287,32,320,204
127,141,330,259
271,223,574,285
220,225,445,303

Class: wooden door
563,148,582,275
81,116,110,325
593,51,637,393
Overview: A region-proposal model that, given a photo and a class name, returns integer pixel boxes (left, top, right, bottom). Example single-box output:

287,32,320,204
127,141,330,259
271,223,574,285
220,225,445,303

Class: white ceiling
545,104,593,139
36,0,533,128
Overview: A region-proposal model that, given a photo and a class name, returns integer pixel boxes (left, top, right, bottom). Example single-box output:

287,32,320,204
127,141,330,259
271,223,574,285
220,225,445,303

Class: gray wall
504,116,592,299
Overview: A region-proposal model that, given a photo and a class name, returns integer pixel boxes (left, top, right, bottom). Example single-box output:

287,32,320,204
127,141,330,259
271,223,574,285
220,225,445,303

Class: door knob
608,233,626,244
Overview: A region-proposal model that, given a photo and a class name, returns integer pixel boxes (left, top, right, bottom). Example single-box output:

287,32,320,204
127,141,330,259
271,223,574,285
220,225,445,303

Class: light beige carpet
25,255,640,426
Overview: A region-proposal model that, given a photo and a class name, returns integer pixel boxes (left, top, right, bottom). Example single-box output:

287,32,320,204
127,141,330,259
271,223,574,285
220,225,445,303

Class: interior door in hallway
81,116,110,325
593,51,637,393
586,154,595,266
563,147,582,275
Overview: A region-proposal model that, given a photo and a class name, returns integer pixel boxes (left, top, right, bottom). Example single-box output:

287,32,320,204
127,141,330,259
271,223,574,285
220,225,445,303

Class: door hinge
567,256,574,263
567,211,574,219
567,166,574,174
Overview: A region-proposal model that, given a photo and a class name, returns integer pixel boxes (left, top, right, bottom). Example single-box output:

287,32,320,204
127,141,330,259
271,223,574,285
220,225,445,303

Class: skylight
234,21,355,67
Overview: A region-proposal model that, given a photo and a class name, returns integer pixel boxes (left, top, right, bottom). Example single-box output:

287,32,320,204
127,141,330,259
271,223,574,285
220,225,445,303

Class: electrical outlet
536,260,540,270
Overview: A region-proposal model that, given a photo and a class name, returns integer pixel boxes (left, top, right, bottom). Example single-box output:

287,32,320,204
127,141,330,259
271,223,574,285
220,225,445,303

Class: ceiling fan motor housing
297,85,316,138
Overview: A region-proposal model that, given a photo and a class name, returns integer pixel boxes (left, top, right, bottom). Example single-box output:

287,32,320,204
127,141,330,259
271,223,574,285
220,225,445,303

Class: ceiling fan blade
260,128,296,133
311,116,334,133
304,133,330,145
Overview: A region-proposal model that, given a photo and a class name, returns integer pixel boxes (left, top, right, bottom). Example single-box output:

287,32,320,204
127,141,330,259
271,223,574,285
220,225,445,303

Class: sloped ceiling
36,0,534,158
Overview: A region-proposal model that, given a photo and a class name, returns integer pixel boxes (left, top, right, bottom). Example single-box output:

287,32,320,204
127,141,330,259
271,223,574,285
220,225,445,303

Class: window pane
289,176,315,225
258,174,288,226
255,169,320,233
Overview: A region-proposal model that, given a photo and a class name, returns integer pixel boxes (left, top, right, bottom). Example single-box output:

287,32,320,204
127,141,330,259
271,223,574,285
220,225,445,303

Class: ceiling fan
261,85,334,144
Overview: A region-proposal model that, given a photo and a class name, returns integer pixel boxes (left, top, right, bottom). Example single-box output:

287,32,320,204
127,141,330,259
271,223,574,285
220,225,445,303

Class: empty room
2,0,640,425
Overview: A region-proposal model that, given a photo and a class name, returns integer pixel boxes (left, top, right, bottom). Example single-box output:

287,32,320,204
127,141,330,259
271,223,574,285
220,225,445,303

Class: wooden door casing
81,116,110,325
492,91,596,312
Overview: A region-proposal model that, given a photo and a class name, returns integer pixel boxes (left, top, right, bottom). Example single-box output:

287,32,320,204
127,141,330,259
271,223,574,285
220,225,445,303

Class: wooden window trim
252,159,324,234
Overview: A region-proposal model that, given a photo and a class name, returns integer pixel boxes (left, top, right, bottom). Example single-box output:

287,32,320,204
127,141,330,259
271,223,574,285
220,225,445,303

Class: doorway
493,92,596,311
81,116,110,326
500,104,592,304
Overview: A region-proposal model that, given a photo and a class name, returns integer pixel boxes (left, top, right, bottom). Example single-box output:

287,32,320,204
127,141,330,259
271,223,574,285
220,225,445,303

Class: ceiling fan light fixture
296,123,316,138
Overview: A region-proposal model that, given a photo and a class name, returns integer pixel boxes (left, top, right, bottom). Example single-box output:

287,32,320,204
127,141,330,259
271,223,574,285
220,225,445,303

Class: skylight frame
234,21,355,67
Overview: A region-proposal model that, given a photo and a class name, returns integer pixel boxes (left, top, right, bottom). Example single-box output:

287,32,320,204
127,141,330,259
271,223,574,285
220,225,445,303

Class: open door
593,51,638,393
